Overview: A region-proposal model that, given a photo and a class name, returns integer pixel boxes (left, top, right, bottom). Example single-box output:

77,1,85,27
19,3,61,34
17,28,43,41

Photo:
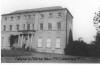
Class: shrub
64,40,100,57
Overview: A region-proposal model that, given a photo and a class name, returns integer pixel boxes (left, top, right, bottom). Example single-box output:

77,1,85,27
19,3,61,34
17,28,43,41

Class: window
33,14,35,18
11,16,14,21
28,15,31,18
48,23,52,30
58,12,62,17
99,20,100,22
55,38,61,48
57,22,61,30
3,25,6,31
49,13,53,17
33,24,34,30
24,15,27,18
10,25,12,31
16,24,19,31
40,14,44,18
5,17,7,21
38,38,42,47
23,24,25,30
46,39,51,48
17,16,20,20
27,24,30,30
40,23,43,30
99,26,100,28
33,14,35,16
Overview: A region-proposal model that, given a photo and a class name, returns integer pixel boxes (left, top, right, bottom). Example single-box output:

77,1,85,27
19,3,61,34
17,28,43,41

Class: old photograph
1,0,100,63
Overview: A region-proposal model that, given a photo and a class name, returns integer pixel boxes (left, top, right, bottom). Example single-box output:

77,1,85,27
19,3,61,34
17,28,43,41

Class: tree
93,10,100,47
93,11,100,33
92,10,100,57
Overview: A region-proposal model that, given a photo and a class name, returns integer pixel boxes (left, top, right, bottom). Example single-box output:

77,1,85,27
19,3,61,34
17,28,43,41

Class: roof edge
1,7,73,18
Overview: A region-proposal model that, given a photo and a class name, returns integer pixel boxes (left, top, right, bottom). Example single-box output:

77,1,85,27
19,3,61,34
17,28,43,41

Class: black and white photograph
1,0,100,63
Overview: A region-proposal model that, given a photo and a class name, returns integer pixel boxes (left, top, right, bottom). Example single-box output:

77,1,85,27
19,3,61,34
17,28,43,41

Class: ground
1,49,100,63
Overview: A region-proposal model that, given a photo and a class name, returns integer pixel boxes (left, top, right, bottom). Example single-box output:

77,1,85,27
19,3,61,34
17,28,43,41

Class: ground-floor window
38,38,42,47
55,38,61,48
46,39,51,48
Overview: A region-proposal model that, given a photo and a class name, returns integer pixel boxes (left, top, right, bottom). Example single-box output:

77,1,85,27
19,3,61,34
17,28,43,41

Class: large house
1,6,73,54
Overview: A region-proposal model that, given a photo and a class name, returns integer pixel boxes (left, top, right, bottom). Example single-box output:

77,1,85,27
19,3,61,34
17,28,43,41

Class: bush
64,41,89,57
64,40,100,57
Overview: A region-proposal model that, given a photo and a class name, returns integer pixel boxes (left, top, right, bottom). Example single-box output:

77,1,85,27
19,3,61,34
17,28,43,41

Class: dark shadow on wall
9,35,18,48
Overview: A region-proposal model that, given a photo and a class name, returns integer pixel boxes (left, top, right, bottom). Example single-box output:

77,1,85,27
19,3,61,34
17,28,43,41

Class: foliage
93,11,100,32
64,40,100,57
94,33,100,48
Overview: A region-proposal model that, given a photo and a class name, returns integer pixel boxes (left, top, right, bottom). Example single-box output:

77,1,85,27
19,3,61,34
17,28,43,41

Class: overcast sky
0,0,100,43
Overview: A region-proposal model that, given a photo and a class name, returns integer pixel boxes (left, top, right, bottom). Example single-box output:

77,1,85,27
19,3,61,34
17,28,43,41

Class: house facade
1,6,73,54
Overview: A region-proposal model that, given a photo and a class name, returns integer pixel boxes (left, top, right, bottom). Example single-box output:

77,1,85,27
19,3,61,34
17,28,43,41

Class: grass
1,48,100,63
1,48,36,57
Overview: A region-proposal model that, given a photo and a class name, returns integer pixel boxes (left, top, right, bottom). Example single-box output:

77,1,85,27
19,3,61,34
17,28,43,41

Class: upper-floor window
49,13,53,18
33,24,34,30
33,14,35,17
4,17,7,21
40,23,43,30
23,24,25,30
24,15,27,18
57,12,62,17
48,23,52,30
16,24,19,31
40,14,44,19
3,25,6,31
17,16,20,20
27,24,30,30
57,22,61,30
10,25,12,31
28,15,31,18
11,16,14,21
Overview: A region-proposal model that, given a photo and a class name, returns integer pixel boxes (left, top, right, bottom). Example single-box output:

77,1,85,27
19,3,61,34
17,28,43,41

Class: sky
0,0,100,43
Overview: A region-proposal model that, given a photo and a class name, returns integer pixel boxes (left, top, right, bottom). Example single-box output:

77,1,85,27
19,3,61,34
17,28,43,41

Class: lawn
1,48,36,57
1,49,100,63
